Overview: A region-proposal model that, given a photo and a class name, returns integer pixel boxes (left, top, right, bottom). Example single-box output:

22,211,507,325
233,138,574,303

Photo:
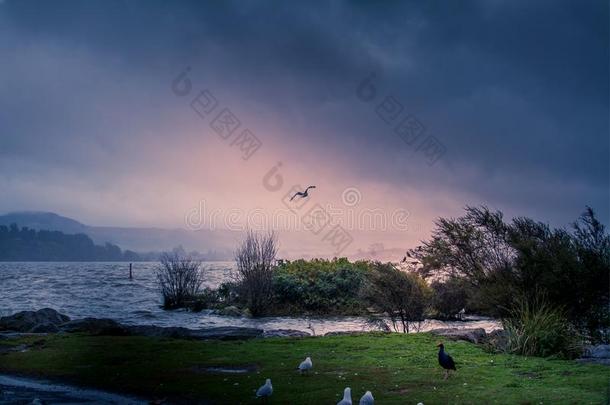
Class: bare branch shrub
155,252,204,309
234,230,278,316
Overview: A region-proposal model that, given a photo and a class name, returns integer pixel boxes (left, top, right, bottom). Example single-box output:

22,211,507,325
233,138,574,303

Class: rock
216,306,243,317
124,325,190,338
262,329,311,338
189,327,263,340
0,308,70,333
582,344,610,359
324,331,366,337
483,329,508,351
576,358,610,366
125,325,263,340
59,318,127,335
29,322,59,333
429,328,487,344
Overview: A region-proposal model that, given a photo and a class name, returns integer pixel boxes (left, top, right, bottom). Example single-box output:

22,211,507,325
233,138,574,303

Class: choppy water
0,262,500,334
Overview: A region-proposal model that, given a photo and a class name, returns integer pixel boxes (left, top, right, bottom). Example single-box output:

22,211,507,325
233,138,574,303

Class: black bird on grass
437,342,457,379
290,185,316,201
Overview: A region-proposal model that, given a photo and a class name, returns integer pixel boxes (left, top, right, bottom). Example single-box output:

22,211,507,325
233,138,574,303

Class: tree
408,206,610,342
363,262,431,333
431,277,469,319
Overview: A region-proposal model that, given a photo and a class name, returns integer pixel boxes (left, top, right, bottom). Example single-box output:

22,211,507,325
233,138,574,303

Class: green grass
0,333,608,404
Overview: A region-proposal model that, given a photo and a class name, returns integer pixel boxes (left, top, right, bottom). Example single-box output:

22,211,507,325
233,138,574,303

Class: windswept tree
234,230,278,316
408,205,610,342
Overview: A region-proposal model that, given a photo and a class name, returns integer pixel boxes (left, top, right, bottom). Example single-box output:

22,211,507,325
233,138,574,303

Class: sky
0,0,608,257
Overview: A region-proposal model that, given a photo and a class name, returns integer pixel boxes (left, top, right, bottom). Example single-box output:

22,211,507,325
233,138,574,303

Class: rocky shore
0,308,496,342
2,308,609,366
0,308,312,341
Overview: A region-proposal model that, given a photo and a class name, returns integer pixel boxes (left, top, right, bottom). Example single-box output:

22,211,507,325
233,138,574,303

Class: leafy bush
187,288,221,312
272,258,369,314
155,253,204,309
363,262,431,333
503,298,583,359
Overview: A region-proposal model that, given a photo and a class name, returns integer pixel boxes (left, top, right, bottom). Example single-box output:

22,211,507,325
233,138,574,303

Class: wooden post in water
129,263,133,280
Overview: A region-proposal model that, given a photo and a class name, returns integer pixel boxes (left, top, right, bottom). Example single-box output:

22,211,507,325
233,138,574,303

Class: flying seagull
337,387,352,405
359,390,374,405
437,342,457,379
298,356,313,374
290,185,316,201
256,378,273,400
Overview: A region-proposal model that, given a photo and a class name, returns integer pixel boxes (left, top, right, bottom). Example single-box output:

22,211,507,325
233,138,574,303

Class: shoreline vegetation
157,206,609,360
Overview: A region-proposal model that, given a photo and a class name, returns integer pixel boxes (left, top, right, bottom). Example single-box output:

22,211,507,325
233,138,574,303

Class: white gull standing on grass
359,390,374,404
298,356,313,373
337,387,352,405
256,379,273,399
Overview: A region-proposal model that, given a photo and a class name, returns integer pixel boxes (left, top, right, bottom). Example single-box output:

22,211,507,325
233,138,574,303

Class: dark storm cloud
0,0,607,226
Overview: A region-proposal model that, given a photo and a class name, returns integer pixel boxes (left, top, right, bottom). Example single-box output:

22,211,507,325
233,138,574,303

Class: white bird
298,356,313,373
359,390,374,405
337,387,352,405
256,378,273,399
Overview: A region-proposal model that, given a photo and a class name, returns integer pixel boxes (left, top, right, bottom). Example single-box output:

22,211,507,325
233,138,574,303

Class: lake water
0,262,500,335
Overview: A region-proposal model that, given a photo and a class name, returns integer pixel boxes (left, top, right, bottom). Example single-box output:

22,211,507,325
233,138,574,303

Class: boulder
483,329,508,351
59,318,127,335
582,345,610,359
125,325,264,340
0,308,70,332
125,325,193,339
29,322,60,333
188,327,263,340
429,328,487,344
262,329,311,338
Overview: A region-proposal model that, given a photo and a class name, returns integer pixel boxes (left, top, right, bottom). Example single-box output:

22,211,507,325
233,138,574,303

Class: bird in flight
290,185,316,201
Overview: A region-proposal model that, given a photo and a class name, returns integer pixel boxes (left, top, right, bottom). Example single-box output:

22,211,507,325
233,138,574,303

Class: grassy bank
0,333,607,404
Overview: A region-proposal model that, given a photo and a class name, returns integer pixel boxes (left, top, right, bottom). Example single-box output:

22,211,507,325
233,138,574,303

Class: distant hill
0,212,88,235
0,211,235,260
0,223,140,261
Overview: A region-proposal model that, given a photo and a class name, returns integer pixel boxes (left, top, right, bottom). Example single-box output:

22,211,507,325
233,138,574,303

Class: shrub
155,253,204,309
234,230,278,317
187,288,221,312
430,277,469,319
363,262,431,333
503,298,583,359
272,258,369,314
